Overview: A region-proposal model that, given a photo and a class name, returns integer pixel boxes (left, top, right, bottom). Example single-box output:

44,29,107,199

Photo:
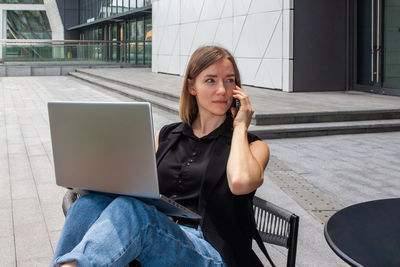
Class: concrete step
70,71,179,115
70,70,400,139
249,119,400,139
75,68,180,102
252,110,400,126
74,68,400,126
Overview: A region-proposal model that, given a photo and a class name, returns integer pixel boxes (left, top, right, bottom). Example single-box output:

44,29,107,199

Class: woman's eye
226,79,234,83
205,78,214,83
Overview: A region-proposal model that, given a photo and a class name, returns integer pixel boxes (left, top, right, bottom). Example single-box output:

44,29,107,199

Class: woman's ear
187,79,197,96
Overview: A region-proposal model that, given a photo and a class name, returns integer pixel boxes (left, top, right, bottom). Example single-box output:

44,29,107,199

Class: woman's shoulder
158,122,184,140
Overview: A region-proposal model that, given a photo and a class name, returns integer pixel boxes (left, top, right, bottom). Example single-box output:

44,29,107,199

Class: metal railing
0,39,152,65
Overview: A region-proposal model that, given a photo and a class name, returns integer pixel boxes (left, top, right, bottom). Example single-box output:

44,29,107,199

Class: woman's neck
191,113,226,138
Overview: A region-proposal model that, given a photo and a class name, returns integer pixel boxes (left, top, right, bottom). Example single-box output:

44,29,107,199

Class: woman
52,46,270,267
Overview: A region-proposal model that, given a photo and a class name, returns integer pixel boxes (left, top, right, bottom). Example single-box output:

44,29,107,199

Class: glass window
383,1,400,89
145,16,152,41
0,0,43,3
137,42,144,64
129,20,136,41
145,42,151,65
6,10,51,39
122,0,129,12
130,0,136,9
137,19,144,41
137,0,144,8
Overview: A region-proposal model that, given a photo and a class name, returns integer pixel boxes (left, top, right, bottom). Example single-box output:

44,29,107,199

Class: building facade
151,0,400,96
57,0,152,65
1,0,398,96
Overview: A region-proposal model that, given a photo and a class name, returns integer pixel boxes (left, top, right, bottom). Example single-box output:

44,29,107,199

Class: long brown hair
179,46,241,126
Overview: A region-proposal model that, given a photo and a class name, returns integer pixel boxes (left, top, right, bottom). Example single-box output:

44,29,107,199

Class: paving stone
0,236,16,267
8,154,33,181
11,179,37,200
36,184,65,205
17,257,52,267
49,230,62,253
41,202,65,232
29,155,55,185
0,208,13,237
13,200,53,263
7,142,26,155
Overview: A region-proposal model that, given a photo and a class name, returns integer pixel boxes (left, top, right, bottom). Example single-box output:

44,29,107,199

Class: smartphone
231,98,240,117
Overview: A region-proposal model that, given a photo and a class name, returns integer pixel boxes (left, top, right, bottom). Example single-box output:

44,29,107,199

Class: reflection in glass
145,17,152,41
7,10,51,39
0,0,43,3
356,1,373,86
137,19,144,41
383,1,400,89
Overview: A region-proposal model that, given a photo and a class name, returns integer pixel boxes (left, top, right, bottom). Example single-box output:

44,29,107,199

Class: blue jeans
52,193,227,267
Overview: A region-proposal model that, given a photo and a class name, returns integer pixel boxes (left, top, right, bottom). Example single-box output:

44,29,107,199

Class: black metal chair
253,196,299,267
62,190,299,267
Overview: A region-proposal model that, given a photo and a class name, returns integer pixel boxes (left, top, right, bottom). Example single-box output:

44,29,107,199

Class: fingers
232,86,254,113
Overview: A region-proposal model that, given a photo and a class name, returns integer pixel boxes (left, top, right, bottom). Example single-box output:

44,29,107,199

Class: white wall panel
236,58,260,85
189,20,219,54
232,0,252,16
166,0,180,25
153,0,293,90
249,0,282,14
156,25,168,54
282,58,293,92
200,0,226,21
221,0,233,18
254,59,282,89
283,0,294,9
264,12,282,59
180,23,197,56
282,9,293,59
180,55,190,75
181,0,204,24
232,15,246,51
214,17,234,51
235,12,280,58
155,0,169,27
166,25,180,55
168,55,180,74
158,55,171,73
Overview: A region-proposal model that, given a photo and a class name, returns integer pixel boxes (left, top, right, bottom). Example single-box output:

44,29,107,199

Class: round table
324,198,400,267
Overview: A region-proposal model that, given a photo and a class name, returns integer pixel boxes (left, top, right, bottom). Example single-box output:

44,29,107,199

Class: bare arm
226,87,270,195
155,130,160,152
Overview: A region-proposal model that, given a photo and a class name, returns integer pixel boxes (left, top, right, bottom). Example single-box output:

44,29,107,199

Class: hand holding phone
231,86,254,129
231,98,240,118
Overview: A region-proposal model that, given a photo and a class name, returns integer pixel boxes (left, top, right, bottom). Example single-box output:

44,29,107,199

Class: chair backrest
253,196,299,267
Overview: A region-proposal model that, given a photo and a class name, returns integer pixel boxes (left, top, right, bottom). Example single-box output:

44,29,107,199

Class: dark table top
324,198,400,267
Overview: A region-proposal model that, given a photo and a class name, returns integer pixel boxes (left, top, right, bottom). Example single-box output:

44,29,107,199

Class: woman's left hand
230,86,254,129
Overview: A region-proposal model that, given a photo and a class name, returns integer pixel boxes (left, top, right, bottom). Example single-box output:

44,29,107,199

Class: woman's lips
213,100,227,104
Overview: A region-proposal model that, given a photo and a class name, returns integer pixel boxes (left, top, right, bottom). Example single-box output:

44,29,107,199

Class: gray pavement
1,75,399,266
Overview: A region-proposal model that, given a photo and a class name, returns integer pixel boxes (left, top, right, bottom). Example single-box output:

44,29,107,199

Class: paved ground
1,75,399,266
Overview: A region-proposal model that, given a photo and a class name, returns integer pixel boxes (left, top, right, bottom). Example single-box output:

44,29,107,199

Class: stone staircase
70,69,400,139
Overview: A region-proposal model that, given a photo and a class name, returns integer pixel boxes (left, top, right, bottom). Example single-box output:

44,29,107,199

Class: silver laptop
48,101,200,220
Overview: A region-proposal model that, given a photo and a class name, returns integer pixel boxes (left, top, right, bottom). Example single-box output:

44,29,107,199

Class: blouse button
188,159,193,163
186,162,190,166
192,152,197,156
178,179,183,184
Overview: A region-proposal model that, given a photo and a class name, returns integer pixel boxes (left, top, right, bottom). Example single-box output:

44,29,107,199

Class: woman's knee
110,197,169,226
67,193,114,218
